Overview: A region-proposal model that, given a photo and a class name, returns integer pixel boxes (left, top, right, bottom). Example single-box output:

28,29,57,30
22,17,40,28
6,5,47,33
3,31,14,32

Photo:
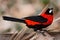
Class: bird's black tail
3,16,25,23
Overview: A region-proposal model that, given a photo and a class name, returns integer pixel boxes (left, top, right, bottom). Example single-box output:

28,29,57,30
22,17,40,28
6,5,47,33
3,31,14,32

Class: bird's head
45,8,53,15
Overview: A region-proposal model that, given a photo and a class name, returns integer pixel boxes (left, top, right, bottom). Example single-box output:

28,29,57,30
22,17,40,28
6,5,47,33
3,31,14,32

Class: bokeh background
0,0,60,34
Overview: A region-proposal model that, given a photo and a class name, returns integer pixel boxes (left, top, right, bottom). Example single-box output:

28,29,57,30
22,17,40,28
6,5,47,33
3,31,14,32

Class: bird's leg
40,30,46,36
34,29,46,36
34,28,47,36
34,28,38,31
37,29,48,36
40,28,49,36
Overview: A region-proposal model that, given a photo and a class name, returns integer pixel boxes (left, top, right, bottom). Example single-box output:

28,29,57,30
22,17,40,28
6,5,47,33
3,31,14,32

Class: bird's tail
3,16,25,23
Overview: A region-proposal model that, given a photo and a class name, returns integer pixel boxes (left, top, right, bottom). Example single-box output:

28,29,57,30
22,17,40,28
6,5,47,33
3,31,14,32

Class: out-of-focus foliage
23,0,32,4
52,3,59,13
7,0,16,9
40,0,50,5
16,24,22,31
2,28,11,33
0,8,5,15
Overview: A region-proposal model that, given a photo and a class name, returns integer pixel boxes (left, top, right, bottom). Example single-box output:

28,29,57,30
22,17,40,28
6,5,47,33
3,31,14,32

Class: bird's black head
45,8,53,15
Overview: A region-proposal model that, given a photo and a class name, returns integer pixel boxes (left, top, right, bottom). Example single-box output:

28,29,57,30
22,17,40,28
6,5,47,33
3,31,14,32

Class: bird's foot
36,30,47,36
34,29,48,36
40,31,46,36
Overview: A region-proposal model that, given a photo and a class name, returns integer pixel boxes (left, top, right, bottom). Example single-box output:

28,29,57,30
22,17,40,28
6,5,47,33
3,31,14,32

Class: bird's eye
49,10,52,13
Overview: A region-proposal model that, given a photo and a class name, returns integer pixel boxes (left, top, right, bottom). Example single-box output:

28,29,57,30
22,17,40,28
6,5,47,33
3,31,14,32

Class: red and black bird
3,8,53,32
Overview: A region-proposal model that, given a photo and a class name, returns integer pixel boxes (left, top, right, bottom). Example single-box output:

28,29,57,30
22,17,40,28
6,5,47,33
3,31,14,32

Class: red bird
3,8,53,32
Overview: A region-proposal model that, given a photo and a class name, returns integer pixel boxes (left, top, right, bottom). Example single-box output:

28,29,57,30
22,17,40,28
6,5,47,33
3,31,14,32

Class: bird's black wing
24,16,47,23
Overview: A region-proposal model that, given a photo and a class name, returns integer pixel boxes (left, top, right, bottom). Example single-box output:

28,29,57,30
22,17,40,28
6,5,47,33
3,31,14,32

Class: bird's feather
24,16,47,23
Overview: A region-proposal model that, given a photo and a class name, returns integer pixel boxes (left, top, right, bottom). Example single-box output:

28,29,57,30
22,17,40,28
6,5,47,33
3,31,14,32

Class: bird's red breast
41,13,53,25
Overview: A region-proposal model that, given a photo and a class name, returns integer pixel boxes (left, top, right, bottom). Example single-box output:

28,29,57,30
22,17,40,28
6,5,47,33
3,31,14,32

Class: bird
3,8,53,35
